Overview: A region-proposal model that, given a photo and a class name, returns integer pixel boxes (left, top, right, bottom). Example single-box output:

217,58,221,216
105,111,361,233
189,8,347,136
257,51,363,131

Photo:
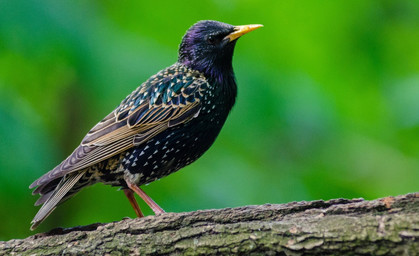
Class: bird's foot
125,181,165,216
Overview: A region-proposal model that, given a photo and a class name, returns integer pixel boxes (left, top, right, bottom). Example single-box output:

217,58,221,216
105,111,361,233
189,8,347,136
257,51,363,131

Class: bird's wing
30,64,208,189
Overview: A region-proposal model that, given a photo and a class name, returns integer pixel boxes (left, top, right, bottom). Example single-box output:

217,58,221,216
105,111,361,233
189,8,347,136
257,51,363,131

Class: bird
29,20,262,230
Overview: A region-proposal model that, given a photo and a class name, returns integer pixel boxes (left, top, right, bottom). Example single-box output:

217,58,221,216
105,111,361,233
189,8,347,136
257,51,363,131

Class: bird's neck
201,62,237,110
179,61,237,109
210,68,237,110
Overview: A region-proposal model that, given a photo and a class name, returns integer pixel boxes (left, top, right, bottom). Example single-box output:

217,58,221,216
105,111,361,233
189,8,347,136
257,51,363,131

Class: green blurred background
1,0,418,240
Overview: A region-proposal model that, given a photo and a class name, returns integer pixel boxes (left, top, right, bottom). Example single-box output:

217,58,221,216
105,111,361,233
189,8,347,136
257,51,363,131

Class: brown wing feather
30,64,207,189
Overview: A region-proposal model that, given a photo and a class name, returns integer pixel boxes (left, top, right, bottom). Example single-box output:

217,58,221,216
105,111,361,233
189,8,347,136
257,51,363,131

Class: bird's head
178,20,262,82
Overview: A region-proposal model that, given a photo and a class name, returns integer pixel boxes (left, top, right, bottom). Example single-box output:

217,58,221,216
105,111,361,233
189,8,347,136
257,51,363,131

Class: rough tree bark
1,193,418,255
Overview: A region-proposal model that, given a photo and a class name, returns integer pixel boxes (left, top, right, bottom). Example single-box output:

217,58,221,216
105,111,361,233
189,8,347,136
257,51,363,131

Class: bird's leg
123,189,144,218
126,181,165,215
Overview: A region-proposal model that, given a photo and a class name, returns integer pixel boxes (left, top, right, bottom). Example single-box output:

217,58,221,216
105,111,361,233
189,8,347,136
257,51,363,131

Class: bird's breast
121,94,231,186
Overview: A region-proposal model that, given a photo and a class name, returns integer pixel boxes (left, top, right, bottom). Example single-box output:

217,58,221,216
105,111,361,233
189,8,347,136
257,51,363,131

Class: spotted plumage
29,20,262,230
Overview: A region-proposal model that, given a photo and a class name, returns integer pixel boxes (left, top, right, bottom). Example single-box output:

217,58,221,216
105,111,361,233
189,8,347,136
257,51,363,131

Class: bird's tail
30,171,85,230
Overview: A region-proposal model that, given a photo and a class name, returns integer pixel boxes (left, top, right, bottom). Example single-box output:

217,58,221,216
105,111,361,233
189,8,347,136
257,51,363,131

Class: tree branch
1,193,418,255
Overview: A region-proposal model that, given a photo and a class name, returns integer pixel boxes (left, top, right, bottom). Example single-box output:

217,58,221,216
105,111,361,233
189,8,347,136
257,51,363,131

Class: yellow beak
225,24,263,42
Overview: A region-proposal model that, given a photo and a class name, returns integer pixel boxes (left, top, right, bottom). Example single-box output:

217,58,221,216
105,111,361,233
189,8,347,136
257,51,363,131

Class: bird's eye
207,35,217,45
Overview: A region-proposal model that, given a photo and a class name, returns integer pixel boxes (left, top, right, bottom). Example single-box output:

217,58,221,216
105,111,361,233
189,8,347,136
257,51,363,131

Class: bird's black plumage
29,20,262,230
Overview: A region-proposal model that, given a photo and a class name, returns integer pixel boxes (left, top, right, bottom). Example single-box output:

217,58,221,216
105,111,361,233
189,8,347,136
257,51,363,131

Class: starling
29,20,262,230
